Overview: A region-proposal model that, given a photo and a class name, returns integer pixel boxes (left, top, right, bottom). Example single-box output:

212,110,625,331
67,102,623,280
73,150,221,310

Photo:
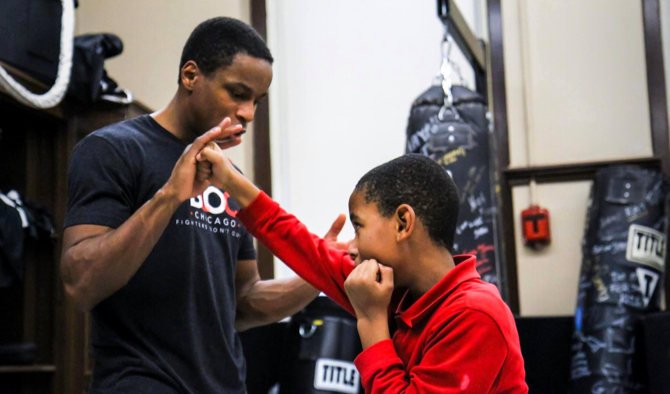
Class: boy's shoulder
437,279,518,339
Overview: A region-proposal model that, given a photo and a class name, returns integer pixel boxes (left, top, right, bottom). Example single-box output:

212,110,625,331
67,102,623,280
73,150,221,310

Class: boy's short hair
354,154,459,253
178,17,274,84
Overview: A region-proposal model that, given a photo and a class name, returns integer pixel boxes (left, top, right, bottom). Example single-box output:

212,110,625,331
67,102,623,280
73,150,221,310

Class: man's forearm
61,188,181,311
235,276,320,332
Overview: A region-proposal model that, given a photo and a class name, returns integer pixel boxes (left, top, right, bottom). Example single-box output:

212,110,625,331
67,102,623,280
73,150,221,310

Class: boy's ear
395,204,415,242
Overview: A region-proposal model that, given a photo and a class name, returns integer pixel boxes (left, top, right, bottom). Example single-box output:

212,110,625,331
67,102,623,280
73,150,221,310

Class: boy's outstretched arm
197,142,358,315
197,142,261,209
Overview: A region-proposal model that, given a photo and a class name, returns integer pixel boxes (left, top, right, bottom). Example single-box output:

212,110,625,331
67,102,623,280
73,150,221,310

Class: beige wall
502,0,655,316
663,0,670,143
513,182,591,316
75,0,255,176
504,0,652,169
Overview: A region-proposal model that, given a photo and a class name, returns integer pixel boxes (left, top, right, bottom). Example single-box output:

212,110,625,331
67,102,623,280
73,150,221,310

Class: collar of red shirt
395,255,480,328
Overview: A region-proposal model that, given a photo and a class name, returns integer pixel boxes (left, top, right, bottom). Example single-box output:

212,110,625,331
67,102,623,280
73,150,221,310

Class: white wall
267,0,486,279
75,0,255,176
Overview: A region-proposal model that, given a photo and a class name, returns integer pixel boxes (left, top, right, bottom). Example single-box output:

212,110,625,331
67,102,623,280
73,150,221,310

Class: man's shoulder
72,116,155,161
87,115,150,145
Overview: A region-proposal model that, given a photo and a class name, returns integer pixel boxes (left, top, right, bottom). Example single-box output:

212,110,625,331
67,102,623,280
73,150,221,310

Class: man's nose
236,101,255,124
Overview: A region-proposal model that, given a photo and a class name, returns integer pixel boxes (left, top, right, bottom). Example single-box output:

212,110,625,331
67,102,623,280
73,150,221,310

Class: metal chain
439,22,463,120
440,23,454,108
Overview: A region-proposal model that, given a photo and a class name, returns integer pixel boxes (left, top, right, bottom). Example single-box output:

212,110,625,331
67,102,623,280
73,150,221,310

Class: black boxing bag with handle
406,85,502,290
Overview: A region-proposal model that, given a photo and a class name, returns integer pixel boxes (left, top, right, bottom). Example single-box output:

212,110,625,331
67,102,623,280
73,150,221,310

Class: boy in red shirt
198,146,528,393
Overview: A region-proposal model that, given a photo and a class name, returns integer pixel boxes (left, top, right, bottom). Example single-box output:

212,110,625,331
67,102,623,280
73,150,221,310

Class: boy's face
348,191,401,277
188,53,272,138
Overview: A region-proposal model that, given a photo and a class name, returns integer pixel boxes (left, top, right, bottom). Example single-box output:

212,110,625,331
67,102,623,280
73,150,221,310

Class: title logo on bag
636,267,659,308
626,224,666,271
314,358,360,394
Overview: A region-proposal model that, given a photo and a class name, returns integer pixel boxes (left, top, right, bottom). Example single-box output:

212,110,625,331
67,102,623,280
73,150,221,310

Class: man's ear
180,60,200,92
395,204,415,242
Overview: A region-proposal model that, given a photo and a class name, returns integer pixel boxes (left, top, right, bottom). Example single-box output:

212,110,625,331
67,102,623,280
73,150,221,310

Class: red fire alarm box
521,205,551,249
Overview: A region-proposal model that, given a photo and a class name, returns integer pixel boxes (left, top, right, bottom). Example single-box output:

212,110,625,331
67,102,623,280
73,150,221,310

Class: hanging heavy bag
406,84,501,288
279,297,363,394
570,165,669,394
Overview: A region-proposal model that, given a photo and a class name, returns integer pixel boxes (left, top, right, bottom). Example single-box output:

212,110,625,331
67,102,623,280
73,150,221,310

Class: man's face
189,53,273,138
347,191,399,273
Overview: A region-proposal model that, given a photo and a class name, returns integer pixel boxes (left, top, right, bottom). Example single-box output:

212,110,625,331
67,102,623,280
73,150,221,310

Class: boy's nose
347,242,358,262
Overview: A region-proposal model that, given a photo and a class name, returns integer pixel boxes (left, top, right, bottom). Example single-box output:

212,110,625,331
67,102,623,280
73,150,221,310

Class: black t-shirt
65,115,256,394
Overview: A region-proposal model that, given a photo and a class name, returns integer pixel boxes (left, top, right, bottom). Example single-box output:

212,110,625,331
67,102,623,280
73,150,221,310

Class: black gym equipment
570,166,669,394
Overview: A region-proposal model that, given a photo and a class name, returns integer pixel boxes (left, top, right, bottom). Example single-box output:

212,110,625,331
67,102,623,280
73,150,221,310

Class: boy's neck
406,247,456,301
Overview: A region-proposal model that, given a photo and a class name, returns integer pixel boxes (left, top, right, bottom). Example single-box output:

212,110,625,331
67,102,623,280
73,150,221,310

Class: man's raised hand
163,117,241,203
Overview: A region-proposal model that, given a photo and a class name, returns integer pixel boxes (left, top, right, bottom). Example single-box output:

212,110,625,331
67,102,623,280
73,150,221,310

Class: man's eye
228,89,246,99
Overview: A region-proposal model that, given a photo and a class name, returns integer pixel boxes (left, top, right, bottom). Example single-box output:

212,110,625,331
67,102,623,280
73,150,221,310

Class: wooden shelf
503,157,662,186
0,365,56,374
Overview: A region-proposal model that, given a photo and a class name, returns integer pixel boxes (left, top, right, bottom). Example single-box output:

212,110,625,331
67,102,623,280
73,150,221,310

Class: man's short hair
354,154,460,253
178,17,273,84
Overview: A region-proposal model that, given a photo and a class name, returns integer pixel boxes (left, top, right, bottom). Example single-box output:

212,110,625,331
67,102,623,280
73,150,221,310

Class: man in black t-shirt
61,18,341,394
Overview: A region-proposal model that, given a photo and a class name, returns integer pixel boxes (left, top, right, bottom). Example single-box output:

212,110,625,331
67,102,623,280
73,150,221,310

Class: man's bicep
62,224,114,251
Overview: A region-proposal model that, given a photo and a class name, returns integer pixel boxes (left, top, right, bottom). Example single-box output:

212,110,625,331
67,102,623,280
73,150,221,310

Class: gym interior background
1,0,670,393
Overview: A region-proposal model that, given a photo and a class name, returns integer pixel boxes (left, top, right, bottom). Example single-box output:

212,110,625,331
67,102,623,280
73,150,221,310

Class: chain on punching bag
570,166,669,394
405,23,502,289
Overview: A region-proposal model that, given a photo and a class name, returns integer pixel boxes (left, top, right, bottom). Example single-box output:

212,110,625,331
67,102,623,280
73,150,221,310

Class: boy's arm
354,309,513,394
198,144,357,315
234,216,349,332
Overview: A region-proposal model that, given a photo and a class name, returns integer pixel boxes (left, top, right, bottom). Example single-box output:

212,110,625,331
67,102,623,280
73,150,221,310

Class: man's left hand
324,214,351,251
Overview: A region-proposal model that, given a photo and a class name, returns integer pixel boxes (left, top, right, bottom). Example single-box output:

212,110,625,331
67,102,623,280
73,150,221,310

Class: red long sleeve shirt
238,192,528,393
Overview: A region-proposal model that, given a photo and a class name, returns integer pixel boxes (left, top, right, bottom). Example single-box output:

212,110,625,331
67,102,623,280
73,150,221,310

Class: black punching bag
570,166,669,394
406,85,502,288
279,297,363,394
